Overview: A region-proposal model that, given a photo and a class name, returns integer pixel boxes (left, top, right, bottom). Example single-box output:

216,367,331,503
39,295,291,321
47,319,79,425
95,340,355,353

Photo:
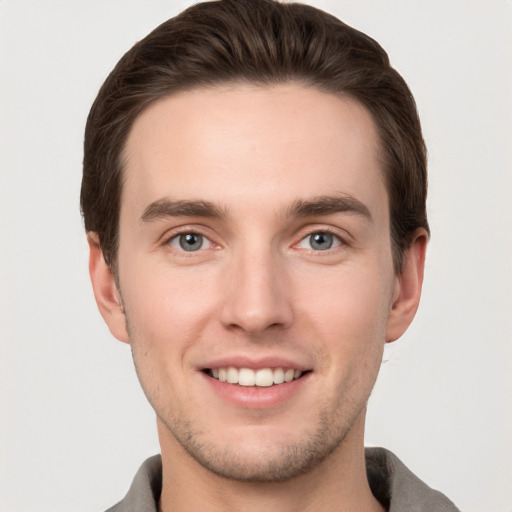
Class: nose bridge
220,238,292,334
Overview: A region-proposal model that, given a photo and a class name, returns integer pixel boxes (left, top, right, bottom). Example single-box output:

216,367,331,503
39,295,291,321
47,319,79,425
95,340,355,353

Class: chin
161,404,357,483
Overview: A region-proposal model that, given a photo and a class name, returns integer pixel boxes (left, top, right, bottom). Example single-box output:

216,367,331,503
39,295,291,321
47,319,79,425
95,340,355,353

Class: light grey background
1,1,510,511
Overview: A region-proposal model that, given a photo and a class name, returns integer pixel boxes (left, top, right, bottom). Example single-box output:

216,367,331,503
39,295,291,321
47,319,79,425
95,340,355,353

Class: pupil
179,233,203,251
311,232,332,250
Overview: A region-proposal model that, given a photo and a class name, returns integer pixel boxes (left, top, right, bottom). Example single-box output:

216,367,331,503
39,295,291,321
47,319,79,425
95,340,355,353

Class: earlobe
87,232,130,343
385,229,428,343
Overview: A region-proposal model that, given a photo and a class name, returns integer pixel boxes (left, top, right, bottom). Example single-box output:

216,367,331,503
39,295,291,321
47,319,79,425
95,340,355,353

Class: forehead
121,83,386,219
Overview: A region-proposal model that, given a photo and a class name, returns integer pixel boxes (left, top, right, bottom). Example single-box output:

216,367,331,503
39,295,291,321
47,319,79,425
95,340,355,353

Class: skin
89,83,427,512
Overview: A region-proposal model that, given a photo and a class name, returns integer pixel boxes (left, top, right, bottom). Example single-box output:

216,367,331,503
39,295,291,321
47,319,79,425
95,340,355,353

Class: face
91,83,424,482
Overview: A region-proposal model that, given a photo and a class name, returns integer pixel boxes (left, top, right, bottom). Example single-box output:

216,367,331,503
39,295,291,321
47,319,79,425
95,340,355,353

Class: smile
206,367,306,387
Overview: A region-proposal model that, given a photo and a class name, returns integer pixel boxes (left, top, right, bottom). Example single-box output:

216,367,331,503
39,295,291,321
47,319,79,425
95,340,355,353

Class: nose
219,246,294,335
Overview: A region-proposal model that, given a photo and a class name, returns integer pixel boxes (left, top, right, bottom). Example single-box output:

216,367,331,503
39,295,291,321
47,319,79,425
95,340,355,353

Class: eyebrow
286,195,373,221
140,199,227,223
139,194,372,224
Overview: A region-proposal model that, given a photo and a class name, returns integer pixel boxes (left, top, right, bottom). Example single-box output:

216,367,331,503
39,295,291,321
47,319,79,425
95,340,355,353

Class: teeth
284,368,294,382
239,368,255,386
273,367,285,384
227,366,238,384
209,367,304,387
255,368,273,387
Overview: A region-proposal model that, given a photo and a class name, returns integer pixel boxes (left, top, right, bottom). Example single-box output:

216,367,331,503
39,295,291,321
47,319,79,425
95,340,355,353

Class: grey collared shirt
106,447,460,512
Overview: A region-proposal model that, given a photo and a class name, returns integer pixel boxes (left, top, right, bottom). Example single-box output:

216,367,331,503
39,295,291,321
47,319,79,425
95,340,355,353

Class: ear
386,229,428,343
87,232,130,344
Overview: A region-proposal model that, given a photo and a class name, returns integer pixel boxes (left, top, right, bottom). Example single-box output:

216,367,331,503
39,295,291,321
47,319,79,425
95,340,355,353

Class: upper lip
200,355,311,371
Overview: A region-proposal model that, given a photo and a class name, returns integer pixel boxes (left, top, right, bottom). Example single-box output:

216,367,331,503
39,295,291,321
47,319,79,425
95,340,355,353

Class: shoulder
105,455,162,512
365,447,460,512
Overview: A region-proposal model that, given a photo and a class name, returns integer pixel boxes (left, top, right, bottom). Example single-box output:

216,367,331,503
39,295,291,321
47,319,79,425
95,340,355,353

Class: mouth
204,367,310,387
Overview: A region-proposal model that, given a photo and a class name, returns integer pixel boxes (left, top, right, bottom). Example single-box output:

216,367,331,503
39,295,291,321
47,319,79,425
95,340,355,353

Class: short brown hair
81,0,429,273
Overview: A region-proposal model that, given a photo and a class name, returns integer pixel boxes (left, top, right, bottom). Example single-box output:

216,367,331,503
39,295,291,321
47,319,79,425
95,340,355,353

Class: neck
157,412,384,512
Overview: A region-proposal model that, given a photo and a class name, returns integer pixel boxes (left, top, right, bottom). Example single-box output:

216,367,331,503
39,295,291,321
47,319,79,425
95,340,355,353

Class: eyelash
164,229,217,254
163,227,347,254
295,228,346,253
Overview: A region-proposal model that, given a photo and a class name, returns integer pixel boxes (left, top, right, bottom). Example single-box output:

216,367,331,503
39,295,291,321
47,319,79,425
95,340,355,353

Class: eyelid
293,224,351,248
298,231,343,249
169,233,211,251
160,224,221,250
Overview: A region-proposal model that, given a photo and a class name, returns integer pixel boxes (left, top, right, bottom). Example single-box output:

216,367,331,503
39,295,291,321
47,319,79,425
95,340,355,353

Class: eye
298,231,342,251
169,232,211,252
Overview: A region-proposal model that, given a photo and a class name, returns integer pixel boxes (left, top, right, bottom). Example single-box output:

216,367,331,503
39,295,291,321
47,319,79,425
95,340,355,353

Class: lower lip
201,372,310,409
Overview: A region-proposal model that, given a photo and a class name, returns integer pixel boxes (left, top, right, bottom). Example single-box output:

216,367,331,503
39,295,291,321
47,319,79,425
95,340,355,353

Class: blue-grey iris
179,233,203,251
309,232,333,250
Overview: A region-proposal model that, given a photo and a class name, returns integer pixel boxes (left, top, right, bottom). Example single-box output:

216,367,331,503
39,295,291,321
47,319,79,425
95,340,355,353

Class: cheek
121,267,214,408
295,265,393,379
121,259,217,335
299,265,393,334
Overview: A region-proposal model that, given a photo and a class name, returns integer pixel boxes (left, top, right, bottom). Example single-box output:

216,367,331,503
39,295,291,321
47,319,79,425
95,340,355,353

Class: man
81,0,459,510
